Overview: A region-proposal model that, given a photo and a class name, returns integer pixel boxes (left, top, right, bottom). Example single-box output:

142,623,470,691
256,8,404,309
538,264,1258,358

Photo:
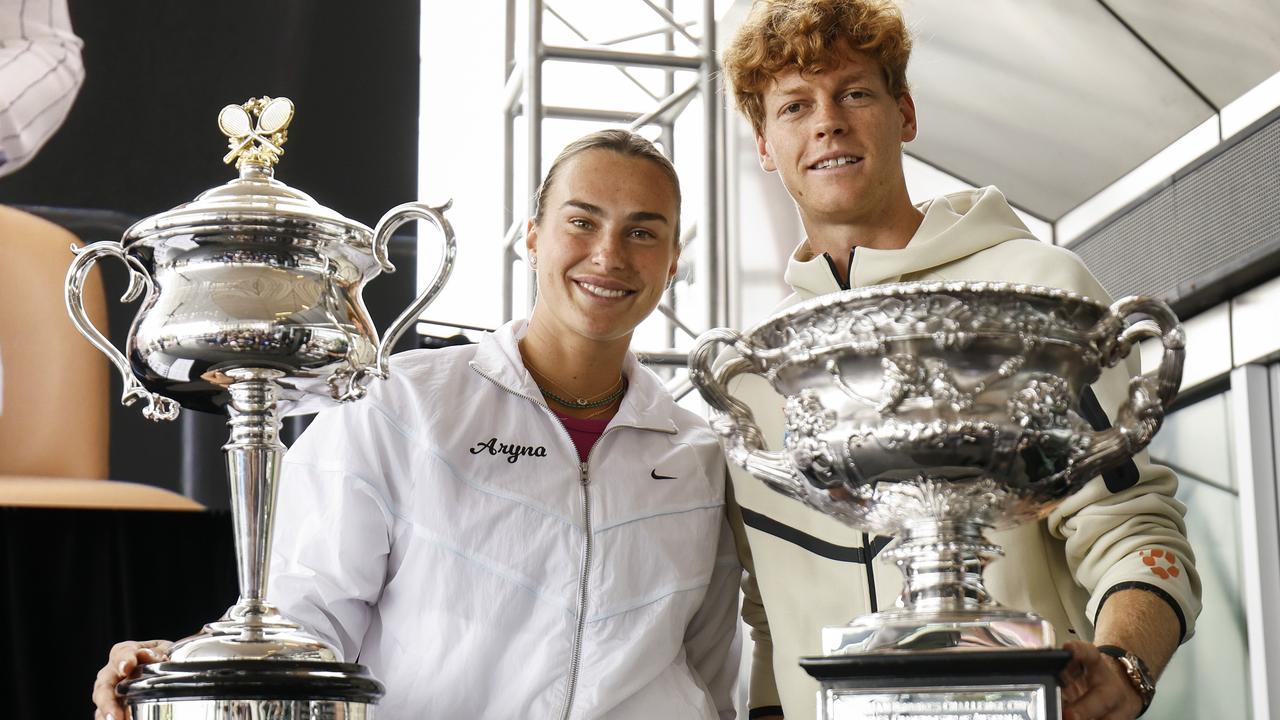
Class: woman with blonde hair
93,130,738,720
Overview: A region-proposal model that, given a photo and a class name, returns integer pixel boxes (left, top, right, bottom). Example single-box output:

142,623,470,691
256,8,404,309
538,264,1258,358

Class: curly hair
723,0,913,134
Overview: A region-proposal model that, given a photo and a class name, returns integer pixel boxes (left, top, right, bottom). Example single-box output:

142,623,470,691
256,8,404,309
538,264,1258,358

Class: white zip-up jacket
268,319,740,719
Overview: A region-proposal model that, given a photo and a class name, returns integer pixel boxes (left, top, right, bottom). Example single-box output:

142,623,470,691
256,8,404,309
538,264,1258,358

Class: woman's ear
525,218,538,263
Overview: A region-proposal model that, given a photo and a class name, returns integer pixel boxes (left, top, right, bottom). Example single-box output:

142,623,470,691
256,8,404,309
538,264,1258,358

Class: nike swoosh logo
650,469,677,480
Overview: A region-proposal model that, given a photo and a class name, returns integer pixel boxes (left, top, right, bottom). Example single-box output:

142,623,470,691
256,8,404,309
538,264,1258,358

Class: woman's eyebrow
563,199,604,215
564,199,668,225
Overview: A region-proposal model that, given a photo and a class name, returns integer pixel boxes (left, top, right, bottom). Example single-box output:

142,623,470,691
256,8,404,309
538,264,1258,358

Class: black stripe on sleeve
740,506,891,564
1094,580,1188,642
749,705,785,719
1079,386,1140,492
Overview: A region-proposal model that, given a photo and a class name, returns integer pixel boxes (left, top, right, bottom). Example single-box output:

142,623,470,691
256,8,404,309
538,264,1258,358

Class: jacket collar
783,240,845,300
783,186,1032,297
469,319,679,435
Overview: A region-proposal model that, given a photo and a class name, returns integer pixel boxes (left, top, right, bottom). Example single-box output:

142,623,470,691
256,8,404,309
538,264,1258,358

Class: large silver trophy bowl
689,281,1184,659
64,97,456,718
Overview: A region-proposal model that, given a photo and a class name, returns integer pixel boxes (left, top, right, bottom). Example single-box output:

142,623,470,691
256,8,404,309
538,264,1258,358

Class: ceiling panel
1108,0,1280,108
902,0,1215,218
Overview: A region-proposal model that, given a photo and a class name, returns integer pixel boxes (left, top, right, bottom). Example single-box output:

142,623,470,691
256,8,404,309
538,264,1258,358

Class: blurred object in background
0,204,107,478
1,0,420,507
0,0,99,480
0,0,85,179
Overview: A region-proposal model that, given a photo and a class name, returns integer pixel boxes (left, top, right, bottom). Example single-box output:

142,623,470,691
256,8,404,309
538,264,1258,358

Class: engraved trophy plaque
65,97,457,718
688,282,1184,720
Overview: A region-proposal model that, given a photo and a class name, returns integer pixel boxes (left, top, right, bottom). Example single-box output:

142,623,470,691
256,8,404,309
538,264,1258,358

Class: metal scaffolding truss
500,0,728,392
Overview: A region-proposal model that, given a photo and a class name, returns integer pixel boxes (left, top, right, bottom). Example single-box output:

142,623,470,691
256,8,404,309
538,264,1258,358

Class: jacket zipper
862,532,878,613
560,460,592,720
815,256,882,610
469,364,607,720
821,247,855,290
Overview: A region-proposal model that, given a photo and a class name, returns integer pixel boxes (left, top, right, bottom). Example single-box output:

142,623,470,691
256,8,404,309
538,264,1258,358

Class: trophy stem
223,368,286,629
823,520,1056,654
886,521,1002,613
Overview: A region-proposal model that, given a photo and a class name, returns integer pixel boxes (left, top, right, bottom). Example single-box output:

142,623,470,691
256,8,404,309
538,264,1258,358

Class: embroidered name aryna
470,437,549,464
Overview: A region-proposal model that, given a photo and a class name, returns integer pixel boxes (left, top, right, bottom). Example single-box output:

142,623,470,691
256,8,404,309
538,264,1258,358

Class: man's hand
1059,640,1144,720
92,639,173,720
1060,586,1180,720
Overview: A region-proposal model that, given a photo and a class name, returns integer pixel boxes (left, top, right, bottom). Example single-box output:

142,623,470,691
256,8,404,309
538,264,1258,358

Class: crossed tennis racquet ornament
218,96,295,168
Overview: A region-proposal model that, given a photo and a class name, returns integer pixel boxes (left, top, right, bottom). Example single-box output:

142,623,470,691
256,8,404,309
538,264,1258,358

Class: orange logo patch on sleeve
1139,547,1181,579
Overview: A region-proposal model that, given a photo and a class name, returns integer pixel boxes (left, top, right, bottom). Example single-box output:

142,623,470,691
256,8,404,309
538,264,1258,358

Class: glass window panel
1146,389,1251,719
1148,391,1236,491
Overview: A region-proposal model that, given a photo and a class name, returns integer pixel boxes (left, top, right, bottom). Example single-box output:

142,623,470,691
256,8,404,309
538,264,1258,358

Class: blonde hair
533,129,682,244
723,0,913,134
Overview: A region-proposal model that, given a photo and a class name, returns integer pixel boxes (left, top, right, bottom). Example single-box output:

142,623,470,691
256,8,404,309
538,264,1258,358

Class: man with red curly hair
720,2,1201,719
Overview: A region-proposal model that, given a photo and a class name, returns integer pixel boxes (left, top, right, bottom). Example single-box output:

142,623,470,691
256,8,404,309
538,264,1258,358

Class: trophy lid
122,96,372,248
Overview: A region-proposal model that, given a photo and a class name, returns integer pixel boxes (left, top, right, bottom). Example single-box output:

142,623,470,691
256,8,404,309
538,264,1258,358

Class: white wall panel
1140,302,1232,392
1233,274,1280,365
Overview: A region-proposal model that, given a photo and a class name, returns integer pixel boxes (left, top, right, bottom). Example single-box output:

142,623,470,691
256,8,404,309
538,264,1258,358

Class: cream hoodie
727,187,1201,719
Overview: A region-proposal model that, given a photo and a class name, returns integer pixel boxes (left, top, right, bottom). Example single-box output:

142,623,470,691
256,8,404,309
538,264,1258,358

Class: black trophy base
119,660,385,720
802,649,1072,720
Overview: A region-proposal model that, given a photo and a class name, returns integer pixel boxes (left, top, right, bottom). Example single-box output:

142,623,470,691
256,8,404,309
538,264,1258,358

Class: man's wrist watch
1096,645,1156,716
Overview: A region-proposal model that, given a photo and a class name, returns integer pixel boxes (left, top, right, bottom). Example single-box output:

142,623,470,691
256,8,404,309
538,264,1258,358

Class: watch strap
1096,645,1155,716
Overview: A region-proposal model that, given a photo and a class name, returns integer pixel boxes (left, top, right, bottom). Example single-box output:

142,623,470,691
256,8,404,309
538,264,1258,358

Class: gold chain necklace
581,387,626,418
526,363,624,407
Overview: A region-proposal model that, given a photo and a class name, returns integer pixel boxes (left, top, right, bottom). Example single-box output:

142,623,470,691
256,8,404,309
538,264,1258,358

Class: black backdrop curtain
0,0,422,502
0,0,421,228
1,507,239,719
0,1,419,717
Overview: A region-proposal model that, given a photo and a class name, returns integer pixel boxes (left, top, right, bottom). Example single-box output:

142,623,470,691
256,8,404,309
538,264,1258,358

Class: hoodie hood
783,186,1035,299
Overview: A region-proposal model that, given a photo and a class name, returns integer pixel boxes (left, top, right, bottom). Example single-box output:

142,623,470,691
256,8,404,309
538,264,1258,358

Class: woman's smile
572,275,637,301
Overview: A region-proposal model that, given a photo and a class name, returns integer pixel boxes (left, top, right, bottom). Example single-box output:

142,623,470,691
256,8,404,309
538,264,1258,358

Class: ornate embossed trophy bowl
689,282,1184,719
64,97,456,719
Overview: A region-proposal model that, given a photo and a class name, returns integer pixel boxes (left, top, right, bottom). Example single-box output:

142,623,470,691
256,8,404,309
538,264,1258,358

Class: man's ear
898,91,918,143
756,131,778,173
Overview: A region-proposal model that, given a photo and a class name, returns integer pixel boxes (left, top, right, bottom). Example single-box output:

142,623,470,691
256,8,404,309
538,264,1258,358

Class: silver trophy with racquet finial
65,96,457,718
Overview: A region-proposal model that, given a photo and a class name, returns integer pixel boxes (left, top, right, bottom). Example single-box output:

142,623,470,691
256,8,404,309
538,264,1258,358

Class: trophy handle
688,329,806,499
64,242,180,422
1074,296,1185,481
367,200,458,380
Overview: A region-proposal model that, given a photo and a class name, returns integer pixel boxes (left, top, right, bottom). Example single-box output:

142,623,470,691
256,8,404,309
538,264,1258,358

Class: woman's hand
92,639,173,720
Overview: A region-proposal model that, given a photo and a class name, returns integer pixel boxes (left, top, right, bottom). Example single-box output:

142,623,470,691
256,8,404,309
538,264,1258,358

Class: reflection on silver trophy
689,281,1184,719
64,96,456,718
